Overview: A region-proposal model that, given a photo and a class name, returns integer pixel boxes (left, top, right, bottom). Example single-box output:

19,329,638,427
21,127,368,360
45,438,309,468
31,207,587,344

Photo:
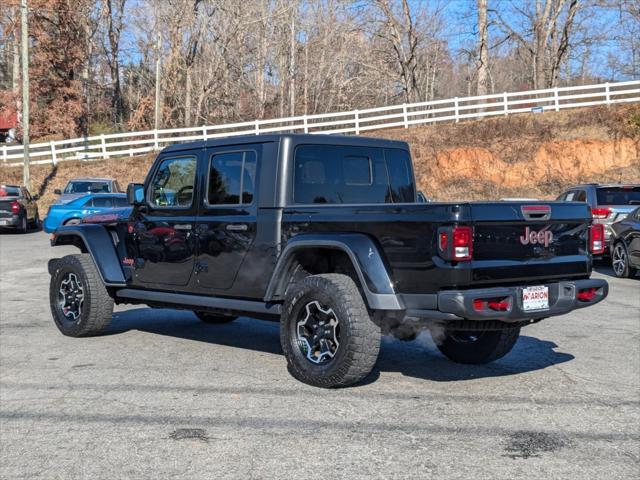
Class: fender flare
51,224,127,287
264,233,404,310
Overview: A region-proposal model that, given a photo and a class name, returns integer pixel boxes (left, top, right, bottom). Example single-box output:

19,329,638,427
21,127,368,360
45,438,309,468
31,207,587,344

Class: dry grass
1,104,639,209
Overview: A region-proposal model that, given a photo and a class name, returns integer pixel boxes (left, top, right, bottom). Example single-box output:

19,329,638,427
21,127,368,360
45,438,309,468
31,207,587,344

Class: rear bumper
0,215,20,227
404,278,608,323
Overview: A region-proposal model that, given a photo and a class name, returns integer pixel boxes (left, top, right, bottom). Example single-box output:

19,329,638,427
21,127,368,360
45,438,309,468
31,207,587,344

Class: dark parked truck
48,134,608,388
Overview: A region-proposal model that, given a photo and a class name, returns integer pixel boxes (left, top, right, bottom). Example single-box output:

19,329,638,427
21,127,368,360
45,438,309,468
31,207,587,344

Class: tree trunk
185,67,192,126
476,0,489,96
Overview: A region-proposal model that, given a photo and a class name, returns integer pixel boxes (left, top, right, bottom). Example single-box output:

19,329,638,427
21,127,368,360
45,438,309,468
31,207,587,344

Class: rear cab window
293,145,415,204
596,186,640,206
0,186,21,198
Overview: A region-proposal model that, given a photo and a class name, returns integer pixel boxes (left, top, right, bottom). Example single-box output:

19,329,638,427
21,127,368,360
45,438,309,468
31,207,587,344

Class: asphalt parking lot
0,230,638,479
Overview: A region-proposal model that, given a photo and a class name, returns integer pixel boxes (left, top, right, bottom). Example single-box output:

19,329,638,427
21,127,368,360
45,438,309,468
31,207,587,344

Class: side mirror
54,189,62,195
127,183,145,205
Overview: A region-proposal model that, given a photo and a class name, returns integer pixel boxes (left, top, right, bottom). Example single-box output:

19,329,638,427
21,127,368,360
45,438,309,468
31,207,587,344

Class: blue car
43,193,129,233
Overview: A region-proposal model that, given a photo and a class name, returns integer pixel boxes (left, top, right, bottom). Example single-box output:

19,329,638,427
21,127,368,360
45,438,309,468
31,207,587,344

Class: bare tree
104,0,127,126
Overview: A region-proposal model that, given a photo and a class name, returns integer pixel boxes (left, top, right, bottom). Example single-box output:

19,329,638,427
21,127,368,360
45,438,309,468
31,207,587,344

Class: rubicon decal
519,226,553,247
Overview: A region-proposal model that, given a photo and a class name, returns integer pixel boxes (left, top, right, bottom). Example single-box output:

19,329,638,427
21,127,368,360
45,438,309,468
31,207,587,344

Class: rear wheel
195,312,237,324
612,242,637,278
49,254,113,337
17,215,28,234
280,274,381,388
31,211,41,230
436,327,520,364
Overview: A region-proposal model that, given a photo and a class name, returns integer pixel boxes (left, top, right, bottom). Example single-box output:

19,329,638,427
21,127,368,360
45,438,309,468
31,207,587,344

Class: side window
565,190,576,201
149,156,196,208
83,198,94,207
92,197,114,208
208,150,257,205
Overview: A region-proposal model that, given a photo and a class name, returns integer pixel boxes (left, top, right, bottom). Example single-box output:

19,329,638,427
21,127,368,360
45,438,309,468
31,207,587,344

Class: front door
127,154,199,288
195,146,260,290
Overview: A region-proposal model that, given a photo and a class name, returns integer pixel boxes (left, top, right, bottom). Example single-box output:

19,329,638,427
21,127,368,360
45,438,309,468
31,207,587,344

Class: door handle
226,223,248,231
174,224,192,231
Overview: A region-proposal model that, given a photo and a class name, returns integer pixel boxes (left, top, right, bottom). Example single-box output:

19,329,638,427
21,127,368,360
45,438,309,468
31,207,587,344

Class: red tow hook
577,287,597,302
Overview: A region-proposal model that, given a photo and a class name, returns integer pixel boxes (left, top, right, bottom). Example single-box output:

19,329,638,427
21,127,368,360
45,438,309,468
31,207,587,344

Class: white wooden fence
2,80,639,168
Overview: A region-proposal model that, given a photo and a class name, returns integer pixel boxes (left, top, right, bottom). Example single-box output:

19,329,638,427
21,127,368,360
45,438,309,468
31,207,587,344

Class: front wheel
280,274,381,388
49,254,114,337
436,327,520,364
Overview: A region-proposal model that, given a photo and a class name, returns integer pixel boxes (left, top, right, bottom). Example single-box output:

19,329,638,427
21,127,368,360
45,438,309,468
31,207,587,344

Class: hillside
1,104,639,209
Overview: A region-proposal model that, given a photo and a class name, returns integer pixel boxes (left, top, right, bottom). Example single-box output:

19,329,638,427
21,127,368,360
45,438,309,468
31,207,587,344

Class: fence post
254,119,260,135
303,115,308,133
503,92,508,116
153,130,159,150
354,110,360,135
100,134,107,159
202,125,207,140
554,87,560,112
2,144,6,163
605,82,611,105
454,97,459,123
50,141,57,165
402,104,408,128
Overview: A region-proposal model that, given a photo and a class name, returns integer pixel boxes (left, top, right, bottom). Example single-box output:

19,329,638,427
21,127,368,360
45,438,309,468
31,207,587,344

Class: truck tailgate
469,202,592,285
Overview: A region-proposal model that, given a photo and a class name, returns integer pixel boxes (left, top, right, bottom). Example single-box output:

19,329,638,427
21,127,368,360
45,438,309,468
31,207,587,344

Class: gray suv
54,178,122,205
557,184,640,253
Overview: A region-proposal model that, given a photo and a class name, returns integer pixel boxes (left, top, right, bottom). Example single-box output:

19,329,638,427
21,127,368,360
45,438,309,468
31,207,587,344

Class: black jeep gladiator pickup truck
48,134,608,388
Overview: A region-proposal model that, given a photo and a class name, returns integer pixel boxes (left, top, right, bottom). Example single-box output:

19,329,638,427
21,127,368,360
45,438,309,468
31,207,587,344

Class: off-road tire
49,254,113,337
195,312,237,324
280,274,381,388
436,327,520,364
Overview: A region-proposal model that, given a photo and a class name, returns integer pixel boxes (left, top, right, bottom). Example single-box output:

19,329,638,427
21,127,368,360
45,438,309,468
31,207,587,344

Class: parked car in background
0,184,40,233
557,184,640,253
54,178,122,205
609,206,640,278
43,193,128,233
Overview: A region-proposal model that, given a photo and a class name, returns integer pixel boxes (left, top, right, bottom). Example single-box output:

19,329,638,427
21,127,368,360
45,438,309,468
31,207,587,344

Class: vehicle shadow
594,265,640,280
108,307,574,384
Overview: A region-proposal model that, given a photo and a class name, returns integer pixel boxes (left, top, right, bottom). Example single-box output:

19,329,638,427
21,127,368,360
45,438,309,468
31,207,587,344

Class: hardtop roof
161,133,409,154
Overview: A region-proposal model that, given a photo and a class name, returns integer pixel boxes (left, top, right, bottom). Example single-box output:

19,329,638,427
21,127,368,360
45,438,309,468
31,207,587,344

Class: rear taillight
438,226,473,261
589,223,605,255
10,201,19,214
452,226,473,261
591,207,611,219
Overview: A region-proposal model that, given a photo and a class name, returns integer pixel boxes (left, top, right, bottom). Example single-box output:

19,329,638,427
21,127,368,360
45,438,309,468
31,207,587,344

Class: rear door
469,202,592,285
194,144,260,290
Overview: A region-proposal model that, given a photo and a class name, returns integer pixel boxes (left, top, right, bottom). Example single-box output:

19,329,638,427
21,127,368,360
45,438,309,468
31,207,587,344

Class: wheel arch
51,224,126,287
264,233,403,310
